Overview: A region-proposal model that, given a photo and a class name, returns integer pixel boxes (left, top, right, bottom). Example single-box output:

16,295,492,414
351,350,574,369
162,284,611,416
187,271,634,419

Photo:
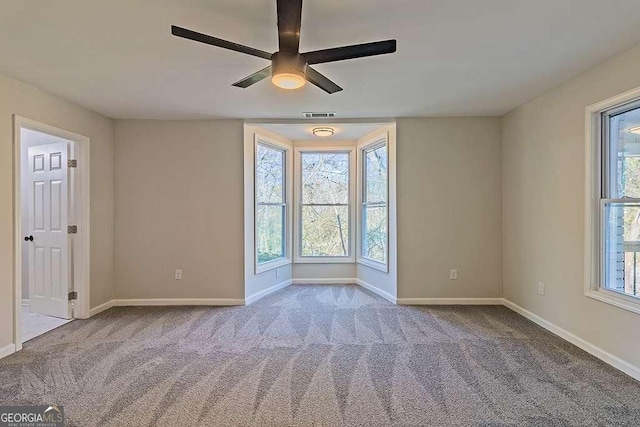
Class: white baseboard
0,343,16,360
397,297,503,305
89,299,115,317
292,278,357,285
502,299,640,381
114,298,245,307
356,279,397,304
245,279,292,305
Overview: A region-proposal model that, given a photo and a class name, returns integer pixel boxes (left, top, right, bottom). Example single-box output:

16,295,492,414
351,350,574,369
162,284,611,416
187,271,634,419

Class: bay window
295,148,355,262
255,141,288,271
360,141,388,269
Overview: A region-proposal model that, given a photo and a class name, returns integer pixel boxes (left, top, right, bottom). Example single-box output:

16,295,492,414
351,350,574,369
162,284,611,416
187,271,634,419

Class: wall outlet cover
450,269,458,280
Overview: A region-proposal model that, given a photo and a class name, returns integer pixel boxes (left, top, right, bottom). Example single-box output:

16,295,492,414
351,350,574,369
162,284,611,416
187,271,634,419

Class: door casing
13,116,90,351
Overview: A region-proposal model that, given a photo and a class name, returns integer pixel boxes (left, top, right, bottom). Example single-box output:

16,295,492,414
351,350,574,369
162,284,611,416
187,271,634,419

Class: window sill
585,288,640,316
255,258,291,275
294,256,355,264
357,257,388,273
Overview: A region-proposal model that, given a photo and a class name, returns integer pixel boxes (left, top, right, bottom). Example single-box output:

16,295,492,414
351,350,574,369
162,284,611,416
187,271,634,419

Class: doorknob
24,235,33,242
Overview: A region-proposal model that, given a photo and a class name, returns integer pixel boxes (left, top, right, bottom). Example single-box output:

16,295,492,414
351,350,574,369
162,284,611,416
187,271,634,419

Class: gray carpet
1,284,639,426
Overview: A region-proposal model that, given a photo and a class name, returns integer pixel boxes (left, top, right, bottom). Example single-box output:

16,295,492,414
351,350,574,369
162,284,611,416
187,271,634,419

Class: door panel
51,180,62,230
26,141,72,319
33,181,45,230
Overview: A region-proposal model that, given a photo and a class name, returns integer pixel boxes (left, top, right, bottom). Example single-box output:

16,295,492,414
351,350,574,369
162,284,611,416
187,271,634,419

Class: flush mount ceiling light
630,126,640,135
312,127,334,137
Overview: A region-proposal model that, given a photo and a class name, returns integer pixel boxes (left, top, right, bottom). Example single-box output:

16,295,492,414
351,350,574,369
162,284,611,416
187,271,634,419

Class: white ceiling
1,0,640,120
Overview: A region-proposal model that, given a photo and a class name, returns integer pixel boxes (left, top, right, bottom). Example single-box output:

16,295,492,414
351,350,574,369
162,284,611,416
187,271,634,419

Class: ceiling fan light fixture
312,127,335,137
271,52,307,90
272,71,306,90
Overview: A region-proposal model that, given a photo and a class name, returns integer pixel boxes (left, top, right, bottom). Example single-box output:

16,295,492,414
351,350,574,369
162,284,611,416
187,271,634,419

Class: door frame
12,116,91,351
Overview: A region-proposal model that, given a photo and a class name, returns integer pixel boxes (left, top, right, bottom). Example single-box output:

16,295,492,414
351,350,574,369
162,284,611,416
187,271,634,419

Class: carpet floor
1,284,639,426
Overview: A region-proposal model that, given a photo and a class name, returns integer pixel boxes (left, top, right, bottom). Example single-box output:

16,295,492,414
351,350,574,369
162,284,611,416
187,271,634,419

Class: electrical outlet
175,269,183,280
538,281,545,296
450,269,458,280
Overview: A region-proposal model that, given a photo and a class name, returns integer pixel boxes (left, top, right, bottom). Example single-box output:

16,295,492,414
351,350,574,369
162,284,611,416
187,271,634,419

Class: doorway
13,116,90,350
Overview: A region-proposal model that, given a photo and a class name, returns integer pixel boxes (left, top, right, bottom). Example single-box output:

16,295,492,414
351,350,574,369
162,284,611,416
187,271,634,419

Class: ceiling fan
171,0,397,94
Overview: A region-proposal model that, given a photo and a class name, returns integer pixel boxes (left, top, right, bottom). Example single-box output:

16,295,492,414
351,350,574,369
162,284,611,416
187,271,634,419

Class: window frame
585,87,640,315
254,136,292,274
357,136,389,272
293,146,356,264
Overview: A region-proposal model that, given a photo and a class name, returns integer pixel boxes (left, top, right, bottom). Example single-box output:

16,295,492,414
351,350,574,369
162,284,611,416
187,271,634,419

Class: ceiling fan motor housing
271,52,307,79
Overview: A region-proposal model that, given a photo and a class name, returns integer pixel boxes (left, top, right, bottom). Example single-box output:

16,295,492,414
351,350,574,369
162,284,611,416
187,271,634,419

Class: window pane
607,107,640,198
365,145,387,203
301,205,349,257
301,152,349,204
256,205,285,264
603,202,640,298
256,144,284,204
363,205,387,263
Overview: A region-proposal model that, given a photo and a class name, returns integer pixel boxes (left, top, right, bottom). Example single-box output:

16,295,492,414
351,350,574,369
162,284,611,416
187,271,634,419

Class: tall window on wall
360,140,388,270
601,101,640,301
255,142,287,270
296,149,355,262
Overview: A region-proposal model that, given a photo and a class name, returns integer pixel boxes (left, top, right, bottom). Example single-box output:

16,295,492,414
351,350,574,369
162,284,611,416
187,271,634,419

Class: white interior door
26,142,72,319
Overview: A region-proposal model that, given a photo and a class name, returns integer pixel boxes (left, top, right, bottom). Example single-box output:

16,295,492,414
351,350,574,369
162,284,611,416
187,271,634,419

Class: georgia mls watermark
0,406,64,427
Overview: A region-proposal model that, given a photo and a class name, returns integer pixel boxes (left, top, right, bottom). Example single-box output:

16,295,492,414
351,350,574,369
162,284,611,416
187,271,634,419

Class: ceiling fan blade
277,0,302,53
303,40,397,65
171,25,272,60
232,66,273,88
306,67,342,94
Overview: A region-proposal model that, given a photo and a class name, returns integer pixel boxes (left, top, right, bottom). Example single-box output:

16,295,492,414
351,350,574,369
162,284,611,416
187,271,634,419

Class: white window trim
357,135,389,273
255,135,292,274
294,146,356,264
585,85,640,315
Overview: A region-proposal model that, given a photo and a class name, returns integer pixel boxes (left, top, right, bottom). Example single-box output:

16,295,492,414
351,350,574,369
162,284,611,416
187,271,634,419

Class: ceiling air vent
303,112,337,119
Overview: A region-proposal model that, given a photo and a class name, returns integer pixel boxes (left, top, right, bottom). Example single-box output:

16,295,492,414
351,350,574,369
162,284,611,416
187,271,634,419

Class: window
586,89,640,315
295,149,355,262
255,142,287,268
601,102,640,299
361,141,388,268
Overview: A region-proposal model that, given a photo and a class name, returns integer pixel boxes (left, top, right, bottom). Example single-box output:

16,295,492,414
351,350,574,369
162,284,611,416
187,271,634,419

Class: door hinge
67,225,78,234
68,159,77,168
68,291,78,301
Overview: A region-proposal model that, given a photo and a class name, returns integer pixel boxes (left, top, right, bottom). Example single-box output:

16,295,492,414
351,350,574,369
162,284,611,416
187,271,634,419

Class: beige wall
293,264,357,281
114,120,245,300
0,72,114,348
502,44,640,368
396,117,502,299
